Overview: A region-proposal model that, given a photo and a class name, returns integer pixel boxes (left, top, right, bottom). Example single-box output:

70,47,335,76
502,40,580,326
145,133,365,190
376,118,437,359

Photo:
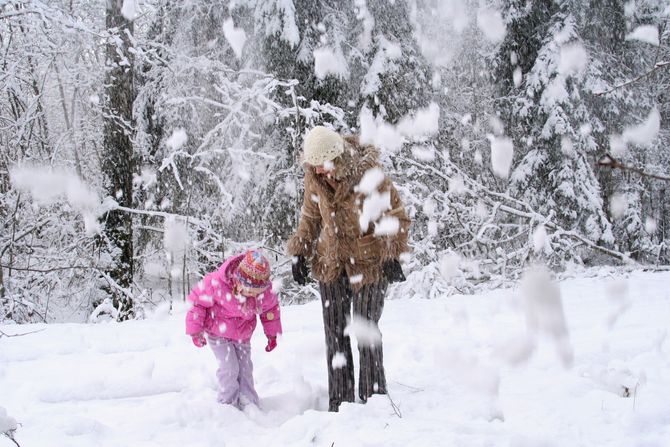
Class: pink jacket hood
184,254,282,342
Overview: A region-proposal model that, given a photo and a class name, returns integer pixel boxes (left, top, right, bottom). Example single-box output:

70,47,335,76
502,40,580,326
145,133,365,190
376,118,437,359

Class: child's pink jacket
185,254,282,342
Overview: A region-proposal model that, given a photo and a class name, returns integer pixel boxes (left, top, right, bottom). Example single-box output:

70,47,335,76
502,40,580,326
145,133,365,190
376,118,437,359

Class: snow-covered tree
1,1,107,323
101,0,137,318
494,0,620,264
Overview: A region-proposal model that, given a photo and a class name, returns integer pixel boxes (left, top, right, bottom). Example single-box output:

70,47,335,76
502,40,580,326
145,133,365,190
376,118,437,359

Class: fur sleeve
381,179,411,260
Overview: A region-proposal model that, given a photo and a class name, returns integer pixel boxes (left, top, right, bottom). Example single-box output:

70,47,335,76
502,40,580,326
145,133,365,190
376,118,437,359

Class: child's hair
234,249,271,296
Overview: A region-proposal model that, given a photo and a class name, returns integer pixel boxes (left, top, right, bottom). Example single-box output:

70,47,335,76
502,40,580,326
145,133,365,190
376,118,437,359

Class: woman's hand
292,255,309,285
383,259,406,283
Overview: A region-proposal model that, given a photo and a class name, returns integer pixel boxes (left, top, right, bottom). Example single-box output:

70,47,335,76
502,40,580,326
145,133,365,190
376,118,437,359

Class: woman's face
314,159,337,177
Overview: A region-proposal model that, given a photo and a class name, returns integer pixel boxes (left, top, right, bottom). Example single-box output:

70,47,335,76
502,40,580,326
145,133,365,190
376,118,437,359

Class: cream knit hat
303,126,344,166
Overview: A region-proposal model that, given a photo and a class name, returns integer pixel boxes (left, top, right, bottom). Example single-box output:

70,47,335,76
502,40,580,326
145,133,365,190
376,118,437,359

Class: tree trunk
101,0,135,320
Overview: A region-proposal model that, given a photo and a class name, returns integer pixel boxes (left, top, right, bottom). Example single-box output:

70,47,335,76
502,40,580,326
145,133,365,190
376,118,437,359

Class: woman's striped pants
318,274,388,412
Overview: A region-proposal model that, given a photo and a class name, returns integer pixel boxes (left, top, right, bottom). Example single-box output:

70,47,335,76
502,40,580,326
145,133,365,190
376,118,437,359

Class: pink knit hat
234,249,271,296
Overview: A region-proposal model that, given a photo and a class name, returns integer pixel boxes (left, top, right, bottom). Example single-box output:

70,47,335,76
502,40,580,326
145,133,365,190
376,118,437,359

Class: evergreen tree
603,0,670,261
362,0,432,124
495,0,621,263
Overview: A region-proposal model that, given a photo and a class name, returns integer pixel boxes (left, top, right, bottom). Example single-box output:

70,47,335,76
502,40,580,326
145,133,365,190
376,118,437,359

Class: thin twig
0,328,45,338
260,245,286,257
113,205,207,227
387,392,402,418
392,381,424,393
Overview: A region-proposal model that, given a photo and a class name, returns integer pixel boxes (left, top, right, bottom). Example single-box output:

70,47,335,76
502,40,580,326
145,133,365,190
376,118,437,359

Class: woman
288,126,410,412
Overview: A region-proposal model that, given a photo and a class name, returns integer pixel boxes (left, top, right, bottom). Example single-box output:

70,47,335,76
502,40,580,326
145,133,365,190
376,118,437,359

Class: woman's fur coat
287,136,410,289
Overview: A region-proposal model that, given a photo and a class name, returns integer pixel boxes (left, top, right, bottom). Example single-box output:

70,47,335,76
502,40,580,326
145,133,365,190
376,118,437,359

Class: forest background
1,0,669,323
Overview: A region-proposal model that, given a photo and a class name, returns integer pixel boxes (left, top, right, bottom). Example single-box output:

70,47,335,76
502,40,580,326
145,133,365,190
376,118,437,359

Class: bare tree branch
0,328,45,338
399,155,634,264
598,153,670,182
593,61,670,96
0,264,95,273
3,431,22,447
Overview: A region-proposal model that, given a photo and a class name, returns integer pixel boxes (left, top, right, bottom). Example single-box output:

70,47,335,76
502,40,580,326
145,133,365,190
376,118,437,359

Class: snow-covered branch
594,61,670,96
598,154,670,182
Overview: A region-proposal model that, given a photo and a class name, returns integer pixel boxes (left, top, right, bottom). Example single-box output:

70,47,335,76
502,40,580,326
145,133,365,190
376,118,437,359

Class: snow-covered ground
1,270,669,447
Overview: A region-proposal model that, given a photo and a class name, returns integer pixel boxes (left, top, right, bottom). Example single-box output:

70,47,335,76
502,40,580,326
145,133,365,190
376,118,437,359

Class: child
185,249,282,408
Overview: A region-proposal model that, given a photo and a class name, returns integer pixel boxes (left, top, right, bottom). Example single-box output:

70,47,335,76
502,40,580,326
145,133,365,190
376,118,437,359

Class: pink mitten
265,336,277,352
192,333,207,348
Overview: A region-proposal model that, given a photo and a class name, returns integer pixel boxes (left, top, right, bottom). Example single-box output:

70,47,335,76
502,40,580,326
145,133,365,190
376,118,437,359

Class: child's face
233,280,256,299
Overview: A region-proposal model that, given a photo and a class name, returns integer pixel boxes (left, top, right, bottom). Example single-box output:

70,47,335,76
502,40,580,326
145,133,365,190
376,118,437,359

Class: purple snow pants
208,336,259,407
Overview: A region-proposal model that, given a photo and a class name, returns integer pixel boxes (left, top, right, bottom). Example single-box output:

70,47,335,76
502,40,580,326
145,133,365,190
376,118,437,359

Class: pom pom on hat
235,249,271,296
303,126,344,166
